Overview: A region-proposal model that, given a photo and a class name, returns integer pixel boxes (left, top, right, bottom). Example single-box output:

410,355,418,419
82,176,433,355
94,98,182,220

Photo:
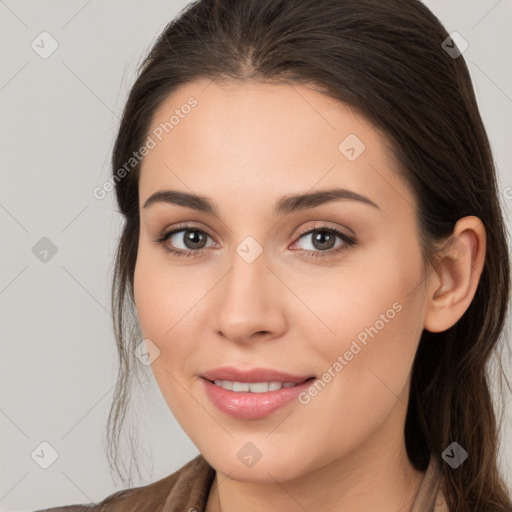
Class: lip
199,366,316,420
200,366,314,383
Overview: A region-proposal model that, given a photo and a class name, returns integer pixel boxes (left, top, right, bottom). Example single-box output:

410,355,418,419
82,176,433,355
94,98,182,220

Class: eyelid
292,221,352,240
154,221,214,241
153,222,217,248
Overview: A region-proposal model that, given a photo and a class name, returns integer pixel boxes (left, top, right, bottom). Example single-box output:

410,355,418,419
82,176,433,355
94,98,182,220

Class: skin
133,78,486,512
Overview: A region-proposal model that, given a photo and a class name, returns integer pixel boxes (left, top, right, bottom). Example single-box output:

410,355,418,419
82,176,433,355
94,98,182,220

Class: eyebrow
142,187,381,216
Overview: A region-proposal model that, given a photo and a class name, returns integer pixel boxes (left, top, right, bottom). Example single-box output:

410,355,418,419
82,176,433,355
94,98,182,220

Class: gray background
1,1,511,510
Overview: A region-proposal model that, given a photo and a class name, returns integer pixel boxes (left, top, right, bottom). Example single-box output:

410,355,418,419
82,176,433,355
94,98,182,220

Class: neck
205,401,425,512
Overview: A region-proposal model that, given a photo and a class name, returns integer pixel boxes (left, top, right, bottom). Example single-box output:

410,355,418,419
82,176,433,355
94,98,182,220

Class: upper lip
200,366,315,383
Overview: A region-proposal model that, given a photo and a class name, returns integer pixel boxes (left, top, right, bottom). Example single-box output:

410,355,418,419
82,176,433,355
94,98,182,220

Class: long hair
105,1,512,510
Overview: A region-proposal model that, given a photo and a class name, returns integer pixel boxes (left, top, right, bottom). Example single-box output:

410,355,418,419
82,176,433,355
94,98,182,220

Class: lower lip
201,377,315,420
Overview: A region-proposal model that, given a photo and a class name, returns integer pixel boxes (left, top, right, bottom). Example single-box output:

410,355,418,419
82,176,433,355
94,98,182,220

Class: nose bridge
213,239,285,342
224,232,269,300
222,243,268,317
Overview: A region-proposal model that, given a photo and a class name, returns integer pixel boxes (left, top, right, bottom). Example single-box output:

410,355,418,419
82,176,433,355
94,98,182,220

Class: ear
423,216,486,333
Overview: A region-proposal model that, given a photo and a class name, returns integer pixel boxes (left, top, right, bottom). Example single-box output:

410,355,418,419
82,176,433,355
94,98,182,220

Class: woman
37,0,512,511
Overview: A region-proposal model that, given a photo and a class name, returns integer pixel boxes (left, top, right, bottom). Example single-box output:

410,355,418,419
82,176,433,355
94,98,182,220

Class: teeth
213,380,300,392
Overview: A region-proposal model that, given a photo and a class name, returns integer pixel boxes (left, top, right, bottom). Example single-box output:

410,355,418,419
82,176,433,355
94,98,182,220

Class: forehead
139,79,415,219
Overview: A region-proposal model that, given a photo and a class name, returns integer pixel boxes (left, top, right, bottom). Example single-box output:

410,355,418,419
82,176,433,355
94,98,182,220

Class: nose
212,248,287,345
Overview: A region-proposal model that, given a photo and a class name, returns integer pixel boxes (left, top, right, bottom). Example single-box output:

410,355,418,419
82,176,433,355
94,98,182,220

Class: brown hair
106,1,512,510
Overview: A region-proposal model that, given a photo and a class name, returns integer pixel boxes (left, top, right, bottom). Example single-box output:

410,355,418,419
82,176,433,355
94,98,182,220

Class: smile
201,376,317,420
212,380,302,392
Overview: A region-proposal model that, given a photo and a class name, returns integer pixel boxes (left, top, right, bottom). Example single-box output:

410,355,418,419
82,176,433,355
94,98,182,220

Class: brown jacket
35,454,450,512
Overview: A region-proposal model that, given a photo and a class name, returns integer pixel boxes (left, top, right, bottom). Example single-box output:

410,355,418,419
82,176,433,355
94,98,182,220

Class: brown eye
177,229,209,250
156,227,215,257
293,225,356,258
309,229,337,251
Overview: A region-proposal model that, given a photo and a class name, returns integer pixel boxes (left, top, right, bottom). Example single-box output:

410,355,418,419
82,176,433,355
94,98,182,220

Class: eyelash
153,223,356,259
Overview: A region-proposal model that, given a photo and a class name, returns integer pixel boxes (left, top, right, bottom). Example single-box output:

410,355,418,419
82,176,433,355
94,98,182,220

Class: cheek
133,245,214,392
312,244,424,411
133,253,167,341
133,250,195,411
133,245,202,343
292,267,423,464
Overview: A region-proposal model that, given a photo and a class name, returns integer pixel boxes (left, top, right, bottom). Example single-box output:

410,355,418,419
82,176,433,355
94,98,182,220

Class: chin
198,440,325,484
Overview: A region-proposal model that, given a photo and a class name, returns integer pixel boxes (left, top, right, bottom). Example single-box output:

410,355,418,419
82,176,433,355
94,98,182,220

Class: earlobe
423,216,486,333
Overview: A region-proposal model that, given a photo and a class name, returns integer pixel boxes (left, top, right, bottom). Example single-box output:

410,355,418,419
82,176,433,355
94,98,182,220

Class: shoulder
34,454,216,512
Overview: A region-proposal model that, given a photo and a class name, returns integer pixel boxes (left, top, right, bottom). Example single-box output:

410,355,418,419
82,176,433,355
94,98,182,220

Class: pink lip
199,366,316,420
200,366,314,383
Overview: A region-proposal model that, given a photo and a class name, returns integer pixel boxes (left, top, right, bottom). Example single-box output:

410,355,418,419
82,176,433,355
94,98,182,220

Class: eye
291,225,356,258
153,223,356,259
153,225,215,257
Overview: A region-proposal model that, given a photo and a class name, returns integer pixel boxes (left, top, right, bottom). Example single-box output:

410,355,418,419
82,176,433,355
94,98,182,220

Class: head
106,1,512,510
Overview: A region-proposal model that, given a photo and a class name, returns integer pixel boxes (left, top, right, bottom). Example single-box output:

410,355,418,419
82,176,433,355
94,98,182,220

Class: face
134,79,430,482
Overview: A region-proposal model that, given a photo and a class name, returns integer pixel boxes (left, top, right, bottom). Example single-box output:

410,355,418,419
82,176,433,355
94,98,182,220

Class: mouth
199,370,317,420
200,366,316,385
204,377,315,393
